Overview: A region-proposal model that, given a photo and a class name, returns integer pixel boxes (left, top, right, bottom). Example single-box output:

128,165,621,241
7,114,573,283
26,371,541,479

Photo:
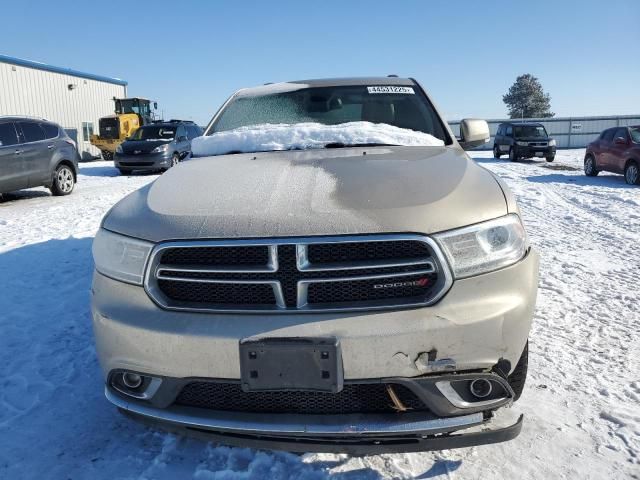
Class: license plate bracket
239,337,343,393
535,152,544,157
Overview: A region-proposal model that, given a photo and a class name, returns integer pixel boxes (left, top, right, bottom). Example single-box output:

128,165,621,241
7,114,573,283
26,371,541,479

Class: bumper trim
106,387,483,436
109,385,524,453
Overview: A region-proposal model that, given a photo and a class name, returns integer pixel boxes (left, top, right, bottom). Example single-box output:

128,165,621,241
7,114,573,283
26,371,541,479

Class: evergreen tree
503,74,554,119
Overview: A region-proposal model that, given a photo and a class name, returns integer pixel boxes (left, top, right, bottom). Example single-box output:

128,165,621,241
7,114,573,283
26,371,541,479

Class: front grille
528,141,548,147
158,280,276,305
307,241,430,264
145,236,451,312
162,245,269,266
175,381,428,414
99,117,119,139
307,272,438,304
119,162,154,167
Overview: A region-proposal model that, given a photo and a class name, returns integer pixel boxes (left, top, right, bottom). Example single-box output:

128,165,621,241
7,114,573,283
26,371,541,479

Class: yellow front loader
90,98,157,160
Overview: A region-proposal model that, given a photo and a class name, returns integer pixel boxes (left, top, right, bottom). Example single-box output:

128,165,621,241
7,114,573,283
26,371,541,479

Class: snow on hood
191,122,444,157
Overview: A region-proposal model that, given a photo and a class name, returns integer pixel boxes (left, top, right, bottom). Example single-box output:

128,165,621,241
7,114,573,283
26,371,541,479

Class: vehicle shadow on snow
0,189,52,203
0,238,461,479
527,173,632,188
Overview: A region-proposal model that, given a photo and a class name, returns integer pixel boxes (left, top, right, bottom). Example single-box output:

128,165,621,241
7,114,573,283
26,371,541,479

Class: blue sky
2,0,638,125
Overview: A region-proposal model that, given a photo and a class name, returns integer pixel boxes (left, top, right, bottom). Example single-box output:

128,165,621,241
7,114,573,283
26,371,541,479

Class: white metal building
449,114,640,150
0,54,127,159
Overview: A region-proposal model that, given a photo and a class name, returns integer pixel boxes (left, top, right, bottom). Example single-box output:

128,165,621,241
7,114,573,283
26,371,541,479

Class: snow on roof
191,122,444,157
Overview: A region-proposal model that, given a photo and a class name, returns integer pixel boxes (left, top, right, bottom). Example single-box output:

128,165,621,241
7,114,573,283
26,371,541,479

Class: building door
82,122,94,160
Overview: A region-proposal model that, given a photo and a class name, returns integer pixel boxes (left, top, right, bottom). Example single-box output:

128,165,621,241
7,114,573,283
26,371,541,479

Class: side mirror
614,136,627,145
458,119,490,150
153,102,158,110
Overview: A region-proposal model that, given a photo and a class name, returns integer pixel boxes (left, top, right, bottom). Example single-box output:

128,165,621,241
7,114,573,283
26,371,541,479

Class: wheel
171,153,180,167
508,341,528,402
584,155,599,177
118,168,132,175
50,164,75,196
624,161,640,185
546,156,555,163
508,147,517,162
101,150,114,161
493,145,501,159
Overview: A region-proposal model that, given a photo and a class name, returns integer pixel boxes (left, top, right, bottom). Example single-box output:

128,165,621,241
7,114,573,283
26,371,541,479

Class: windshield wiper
323,142,399,149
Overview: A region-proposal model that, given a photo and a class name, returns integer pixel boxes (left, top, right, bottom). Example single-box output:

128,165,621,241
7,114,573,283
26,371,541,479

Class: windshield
513,125,547,138
211,85,448,140
115,99,151,118
630,127,640,144
116,99,139,115
129,126,176,141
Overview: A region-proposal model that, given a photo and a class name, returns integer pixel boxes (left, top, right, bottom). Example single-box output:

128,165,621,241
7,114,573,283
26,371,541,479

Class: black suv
0,117,80,196
493,122,556,162
114,120,203,175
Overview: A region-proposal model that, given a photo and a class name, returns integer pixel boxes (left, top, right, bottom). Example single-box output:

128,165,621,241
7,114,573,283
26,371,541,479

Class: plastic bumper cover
107,387,523,454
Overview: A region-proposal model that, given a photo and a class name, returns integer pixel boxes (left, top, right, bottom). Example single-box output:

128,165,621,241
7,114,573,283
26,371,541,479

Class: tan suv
91,77,538,454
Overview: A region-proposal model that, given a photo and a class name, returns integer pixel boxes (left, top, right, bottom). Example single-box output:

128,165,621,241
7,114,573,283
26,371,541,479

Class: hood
121,139,172,154
103,146,508,242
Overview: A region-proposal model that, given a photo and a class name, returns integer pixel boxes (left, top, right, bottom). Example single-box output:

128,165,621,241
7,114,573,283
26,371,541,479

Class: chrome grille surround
144,235,453,313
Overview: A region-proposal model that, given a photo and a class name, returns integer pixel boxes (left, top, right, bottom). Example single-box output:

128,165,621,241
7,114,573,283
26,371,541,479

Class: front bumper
114,152,172,170
514,145,556,158
111,385,524,454
92,249,538,380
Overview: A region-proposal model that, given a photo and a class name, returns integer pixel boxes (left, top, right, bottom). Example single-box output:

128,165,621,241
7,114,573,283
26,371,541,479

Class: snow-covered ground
0,150,638,479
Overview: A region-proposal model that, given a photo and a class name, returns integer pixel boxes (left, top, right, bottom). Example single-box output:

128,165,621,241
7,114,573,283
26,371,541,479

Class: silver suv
91,77,538,454
0,117,79,196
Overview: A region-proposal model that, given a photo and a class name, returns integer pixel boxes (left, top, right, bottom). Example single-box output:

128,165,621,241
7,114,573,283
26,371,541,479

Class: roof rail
387,74,399,78
0,114,48,121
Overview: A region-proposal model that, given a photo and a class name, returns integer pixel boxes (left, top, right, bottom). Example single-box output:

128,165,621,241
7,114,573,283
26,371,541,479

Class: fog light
470,378,493,398
122,372,143,389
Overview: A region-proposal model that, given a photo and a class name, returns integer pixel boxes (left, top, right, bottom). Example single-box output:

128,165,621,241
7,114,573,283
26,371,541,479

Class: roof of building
0,54,127,86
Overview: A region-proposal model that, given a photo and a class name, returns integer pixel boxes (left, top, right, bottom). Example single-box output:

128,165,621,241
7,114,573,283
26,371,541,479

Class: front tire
624,161,640,185
50,164,75,196
101,150,114,161
171,153,180,167
509,147,517,162
584,155,599,177
546,155,555,163
508,341,528,402
493,145,501,159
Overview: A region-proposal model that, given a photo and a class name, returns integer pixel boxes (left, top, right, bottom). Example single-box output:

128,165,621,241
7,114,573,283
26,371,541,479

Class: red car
584,126,640,185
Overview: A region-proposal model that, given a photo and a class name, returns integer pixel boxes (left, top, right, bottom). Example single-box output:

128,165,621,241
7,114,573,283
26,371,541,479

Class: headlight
516,141,528,146
434,214,528,279
92,228,153,285
151,144,170,153
115,145,123,154
548,139,556,147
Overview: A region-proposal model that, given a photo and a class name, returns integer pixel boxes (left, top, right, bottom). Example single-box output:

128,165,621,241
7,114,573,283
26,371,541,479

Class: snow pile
191,122,444,156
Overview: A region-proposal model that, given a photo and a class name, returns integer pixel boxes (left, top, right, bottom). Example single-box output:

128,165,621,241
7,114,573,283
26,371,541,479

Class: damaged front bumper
107,385,523,454
91,250,539,381
105,370,523,454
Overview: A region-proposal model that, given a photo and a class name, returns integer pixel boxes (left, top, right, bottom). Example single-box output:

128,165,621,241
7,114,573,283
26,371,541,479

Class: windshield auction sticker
367,86,415,94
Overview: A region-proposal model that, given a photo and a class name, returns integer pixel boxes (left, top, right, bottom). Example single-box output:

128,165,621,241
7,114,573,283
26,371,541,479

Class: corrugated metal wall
448,115,640,150
0,61,126,159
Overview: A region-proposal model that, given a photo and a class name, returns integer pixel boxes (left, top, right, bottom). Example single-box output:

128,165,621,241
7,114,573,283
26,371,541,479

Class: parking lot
0,149,637,479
